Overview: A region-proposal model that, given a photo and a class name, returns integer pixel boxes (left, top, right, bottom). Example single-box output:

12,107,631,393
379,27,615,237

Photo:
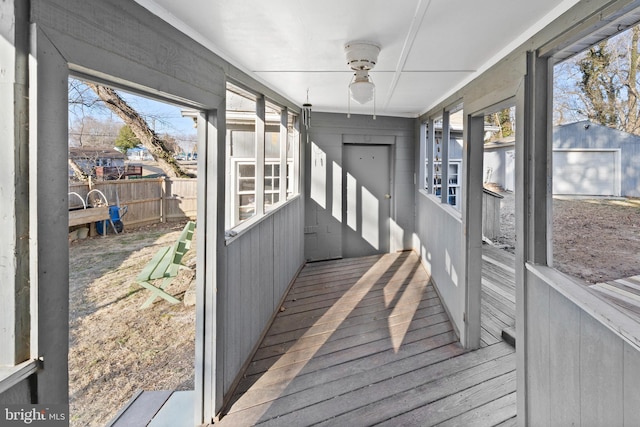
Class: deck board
481,245,516,347
108,390,172,427
217,251,517,426
589,275,640,321
147,391,194,427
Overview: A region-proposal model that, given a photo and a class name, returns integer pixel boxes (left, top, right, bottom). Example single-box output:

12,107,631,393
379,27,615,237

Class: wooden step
107,390,172,427
502,325,516,348
108,390,194,427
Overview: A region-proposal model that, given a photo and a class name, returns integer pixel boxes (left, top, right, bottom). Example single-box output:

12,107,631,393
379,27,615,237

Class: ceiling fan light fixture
345,41,380,118
349,73,375,104
344,41,380,71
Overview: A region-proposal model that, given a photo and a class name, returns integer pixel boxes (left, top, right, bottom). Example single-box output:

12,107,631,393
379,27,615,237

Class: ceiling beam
382,0,433,111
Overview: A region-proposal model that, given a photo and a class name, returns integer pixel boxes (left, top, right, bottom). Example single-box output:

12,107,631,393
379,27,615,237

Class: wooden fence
69,177,197,227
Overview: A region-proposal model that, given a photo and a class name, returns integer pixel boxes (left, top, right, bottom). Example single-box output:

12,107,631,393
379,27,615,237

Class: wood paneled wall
525,269,640,426
221,197,304,398
414,193,464,341
304,112,415,261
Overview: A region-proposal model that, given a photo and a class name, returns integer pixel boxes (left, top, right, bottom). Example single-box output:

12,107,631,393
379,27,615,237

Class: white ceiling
135,0,581,117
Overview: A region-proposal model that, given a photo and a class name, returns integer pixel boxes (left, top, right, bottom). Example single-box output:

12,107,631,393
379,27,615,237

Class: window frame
422,105,464,212
225,81,301,235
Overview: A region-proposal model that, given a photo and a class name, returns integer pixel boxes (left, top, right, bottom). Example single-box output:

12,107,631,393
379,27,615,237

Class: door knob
384,194,391,199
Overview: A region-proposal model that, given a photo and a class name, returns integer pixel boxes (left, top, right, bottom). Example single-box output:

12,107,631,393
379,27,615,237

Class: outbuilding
483,121,640,197
553,120,640,197
483,136,516,192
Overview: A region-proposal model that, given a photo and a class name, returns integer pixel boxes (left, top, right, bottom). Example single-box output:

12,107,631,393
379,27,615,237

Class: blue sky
69,78,198,150
119,92,198,137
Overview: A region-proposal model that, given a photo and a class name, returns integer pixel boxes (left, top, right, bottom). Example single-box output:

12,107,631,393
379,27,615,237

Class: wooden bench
136,221,196,309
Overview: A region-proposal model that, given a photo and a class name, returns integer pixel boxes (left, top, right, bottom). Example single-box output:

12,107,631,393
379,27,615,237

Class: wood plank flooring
481,245,516,348
108,390,195,427
217,251,516,426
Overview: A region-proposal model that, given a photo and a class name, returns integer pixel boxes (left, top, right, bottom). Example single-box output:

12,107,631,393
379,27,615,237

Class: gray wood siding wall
525,269,640,426
32,0,225,107
304,112,415,261
222,197,304,396
0,377,31,405
414,193,464,340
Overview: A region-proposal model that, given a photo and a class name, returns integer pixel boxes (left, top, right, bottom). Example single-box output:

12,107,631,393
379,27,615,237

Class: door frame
341,140,394,257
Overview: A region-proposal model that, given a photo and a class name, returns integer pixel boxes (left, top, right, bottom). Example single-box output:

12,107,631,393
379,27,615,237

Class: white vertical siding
222,198,304,396
525,270,640,426
415,193,464,341
548,288,581,425
393,136,418,251
624,342,640,426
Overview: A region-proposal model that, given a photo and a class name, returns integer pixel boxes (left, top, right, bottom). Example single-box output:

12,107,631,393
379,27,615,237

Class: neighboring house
126,146,153,161
68,146,126,177
483,121,640,197
428,126,464,208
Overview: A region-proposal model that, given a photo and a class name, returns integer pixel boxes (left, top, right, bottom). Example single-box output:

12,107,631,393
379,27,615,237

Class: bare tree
86,83,193,178
554,25,640,135
68,158,90,182
69,116,122,148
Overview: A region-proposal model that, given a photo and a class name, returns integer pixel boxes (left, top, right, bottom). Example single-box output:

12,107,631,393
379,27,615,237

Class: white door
343,144,391,258
553,150,619,196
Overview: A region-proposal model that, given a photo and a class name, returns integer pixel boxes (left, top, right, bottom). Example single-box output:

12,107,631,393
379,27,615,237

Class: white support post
516,50,552,426
463,114,485,349
0,0,30,367
280,107,288,203
293,114,301,196
427,118,435,194
255,96,266,216
418,122,426,191
441,110,450,204
31,25,70,403
195,106,225,423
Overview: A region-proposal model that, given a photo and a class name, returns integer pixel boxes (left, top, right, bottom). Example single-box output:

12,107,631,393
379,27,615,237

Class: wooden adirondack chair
135,221,195,309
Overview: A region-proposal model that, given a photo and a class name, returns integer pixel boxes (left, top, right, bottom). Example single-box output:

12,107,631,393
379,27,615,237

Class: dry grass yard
553,197,640,283
488,184,640,284
68,221,196,427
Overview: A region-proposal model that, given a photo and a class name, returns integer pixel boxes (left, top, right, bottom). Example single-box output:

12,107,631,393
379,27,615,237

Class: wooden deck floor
481,245,516,347
590,275,640,321
217,250,517,426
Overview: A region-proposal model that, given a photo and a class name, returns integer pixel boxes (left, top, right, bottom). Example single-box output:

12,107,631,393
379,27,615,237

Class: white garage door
553,150,619,196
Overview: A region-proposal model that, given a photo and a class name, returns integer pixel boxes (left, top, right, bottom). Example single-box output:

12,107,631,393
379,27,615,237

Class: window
237,162,256,222
448,162,461,206
550,23,640,322
225,82,300,230
264,102,282,212
423,106,464,210
226,84,257,227
286,112,299,200
423,117,442,194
